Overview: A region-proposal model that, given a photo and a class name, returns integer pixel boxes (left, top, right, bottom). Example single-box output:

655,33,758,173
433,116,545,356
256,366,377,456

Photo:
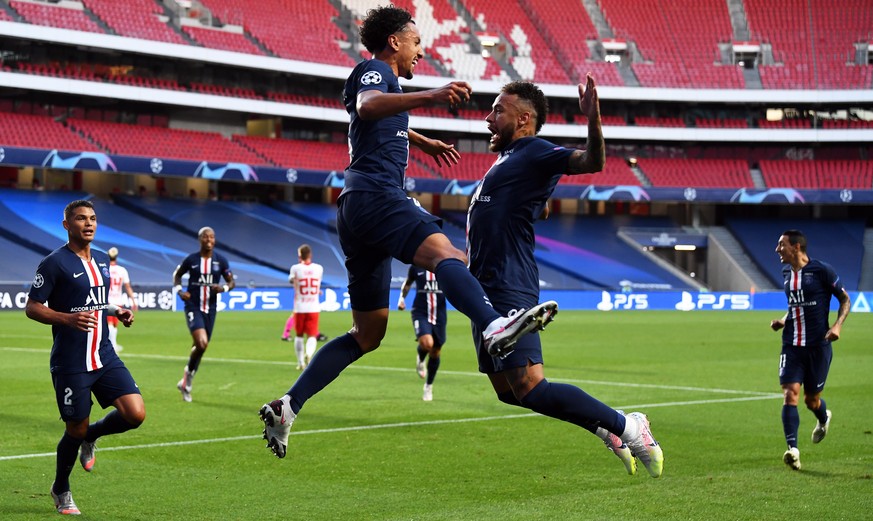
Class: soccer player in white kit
107,247,137,352
288,244,324,370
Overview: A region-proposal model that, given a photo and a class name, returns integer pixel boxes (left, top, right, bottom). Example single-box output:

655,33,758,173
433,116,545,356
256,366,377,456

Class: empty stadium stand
639,158,754,188
759,160,873,189
183,25,265,55
0,189,288,285
68,119,267,165
599,0,744,89
517,213,694,290
234,137,348,172
82,0,187,44
10,0,103,32
726,217,865,290
198,0,355,66
113,195,350,287
745,0,873,89
0,112,100,152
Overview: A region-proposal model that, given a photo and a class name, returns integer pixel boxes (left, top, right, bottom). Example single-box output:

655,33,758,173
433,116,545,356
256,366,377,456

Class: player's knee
803,395,820,410
351,332,382,352
66,423,88,439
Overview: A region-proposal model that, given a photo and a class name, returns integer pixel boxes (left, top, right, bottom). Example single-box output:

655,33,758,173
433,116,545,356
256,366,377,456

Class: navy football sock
812,398,828,424
782,404,800,448
85,409,137,442
434,258,500,330
519,379,624,434
186,352,202,374
54,432,82,493
426,356,440,385
417,346,427,362
288,333,363,414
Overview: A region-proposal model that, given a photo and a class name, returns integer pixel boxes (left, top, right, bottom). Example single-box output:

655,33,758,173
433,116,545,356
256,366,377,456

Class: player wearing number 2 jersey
287,244,324,370
26,199,144,515
172,226,235,402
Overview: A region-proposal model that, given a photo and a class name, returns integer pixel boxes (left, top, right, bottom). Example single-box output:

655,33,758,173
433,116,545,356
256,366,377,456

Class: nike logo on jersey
73,272,85,278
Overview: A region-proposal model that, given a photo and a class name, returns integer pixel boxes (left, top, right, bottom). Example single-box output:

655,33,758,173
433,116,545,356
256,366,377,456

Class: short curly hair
359,5,415,54
501,81,549,134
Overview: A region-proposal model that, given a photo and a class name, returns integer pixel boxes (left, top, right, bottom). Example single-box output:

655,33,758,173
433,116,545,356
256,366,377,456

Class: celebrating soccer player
172,226,235,402
770,230,850,470
26,199,145,515
259,5,557,459
465,75,664,477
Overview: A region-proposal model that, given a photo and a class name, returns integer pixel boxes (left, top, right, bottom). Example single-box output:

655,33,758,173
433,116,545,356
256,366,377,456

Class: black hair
359,5,415,54
63,200,94,220
501,81,549,134
782,229,807,252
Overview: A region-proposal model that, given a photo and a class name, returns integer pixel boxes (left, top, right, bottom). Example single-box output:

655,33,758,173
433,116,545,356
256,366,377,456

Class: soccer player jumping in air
259,5,556,459
465,76,664,477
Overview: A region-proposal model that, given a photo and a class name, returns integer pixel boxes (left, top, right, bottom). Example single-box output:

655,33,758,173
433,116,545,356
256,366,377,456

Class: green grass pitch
1,309,871,520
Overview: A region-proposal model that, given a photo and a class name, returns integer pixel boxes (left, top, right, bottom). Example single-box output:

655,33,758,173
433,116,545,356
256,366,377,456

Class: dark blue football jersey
342,59,409,192
467,137,574,297
406,265,446,325
781,259,845,347
177,252,232,314
29,245,119,374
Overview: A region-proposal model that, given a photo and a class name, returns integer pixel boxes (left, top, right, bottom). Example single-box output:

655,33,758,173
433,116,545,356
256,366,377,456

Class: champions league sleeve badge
361,71,382,85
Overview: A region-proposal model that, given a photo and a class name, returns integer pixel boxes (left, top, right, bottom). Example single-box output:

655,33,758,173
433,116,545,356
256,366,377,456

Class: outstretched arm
566,73,605,175
356,81,473,121
409,129,460,167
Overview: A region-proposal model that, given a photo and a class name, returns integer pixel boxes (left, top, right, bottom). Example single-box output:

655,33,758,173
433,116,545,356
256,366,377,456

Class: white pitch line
0,394,779,462
1,347,777,395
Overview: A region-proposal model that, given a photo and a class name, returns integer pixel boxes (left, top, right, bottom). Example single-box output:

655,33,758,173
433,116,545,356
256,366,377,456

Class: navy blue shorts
779,343,832,394
184,306,216,339
51,358,140,422
337,189,442,311
412,313,447,348
471,289,543,374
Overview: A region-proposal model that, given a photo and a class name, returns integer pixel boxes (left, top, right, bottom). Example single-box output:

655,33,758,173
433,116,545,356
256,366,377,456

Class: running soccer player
106,246,137,352
259,5,556,459
466,76,664,477
25,199,145,515
771,229,850,470
288,244,324,370
172,226,234,402
398,265,446,401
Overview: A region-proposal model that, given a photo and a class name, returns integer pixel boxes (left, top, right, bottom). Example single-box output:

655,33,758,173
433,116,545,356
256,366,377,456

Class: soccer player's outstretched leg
258,5,554,458
468,76,663,477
